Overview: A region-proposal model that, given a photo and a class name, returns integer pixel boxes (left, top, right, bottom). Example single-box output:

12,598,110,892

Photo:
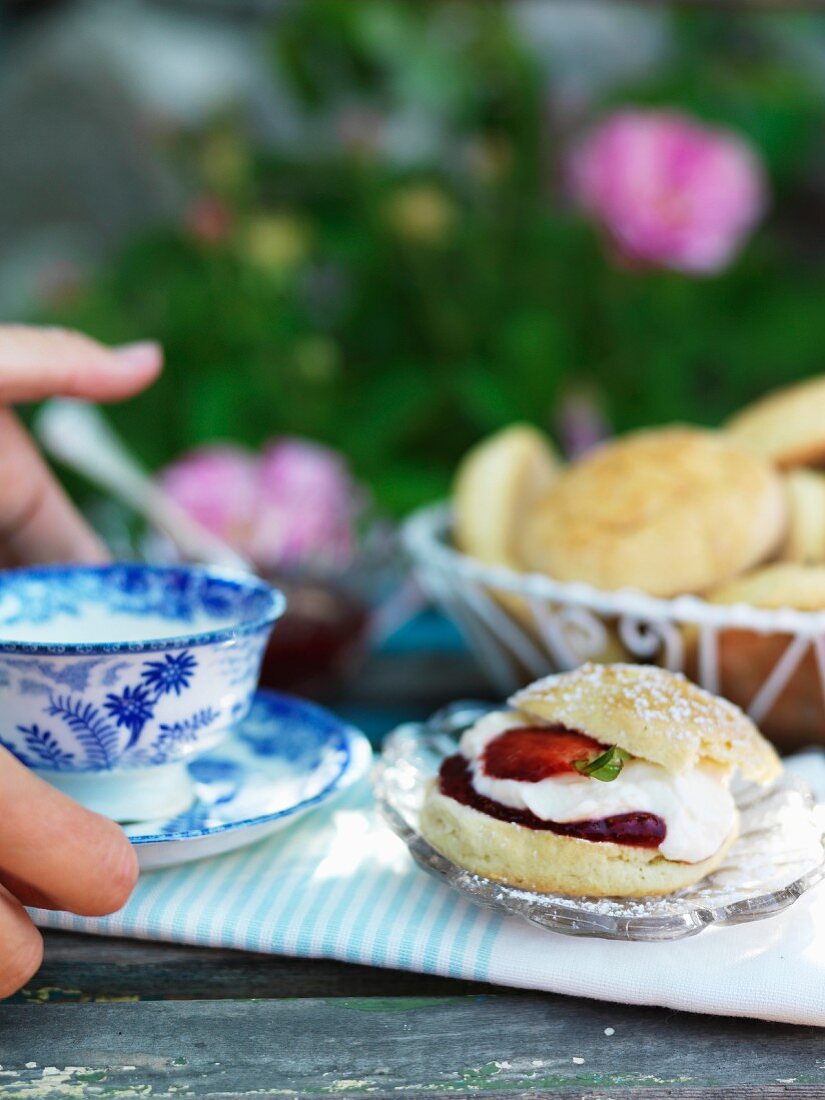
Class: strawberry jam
439,751,666,849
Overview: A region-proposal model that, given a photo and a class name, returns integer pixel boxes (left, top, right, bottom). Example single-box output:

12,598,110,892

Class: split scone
421,663,780,897
726,374,825,468
520,426,786,597
452,423,597,660
780,470,825,564
453,423,560,568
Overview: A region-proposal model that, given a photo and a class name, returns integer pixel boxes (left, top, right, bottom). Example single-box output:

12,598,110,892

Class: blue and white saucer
125,689,372,870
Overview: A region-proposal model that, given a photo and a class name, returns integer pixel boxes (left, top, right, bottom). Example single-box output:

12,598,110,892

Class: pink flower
160,438,358,571
250,439,357,569
161,446,259,548
570,110,767,274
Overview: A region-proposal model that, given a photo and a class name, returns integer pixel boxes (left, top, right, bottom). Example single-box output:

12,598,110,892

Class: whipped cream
458,711,735,863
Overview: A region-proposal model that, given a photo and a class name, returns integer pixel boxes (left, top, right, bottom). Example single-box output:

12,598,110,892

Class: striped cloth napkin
33,757,825,1027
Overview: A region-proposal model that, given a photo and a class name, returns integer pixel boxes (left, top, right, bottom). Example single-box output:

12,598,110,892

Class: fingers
0,871,63,911
0,887,43,999
0,408,108,565
0,325,161,561
0,748,138,917
0,325,162,404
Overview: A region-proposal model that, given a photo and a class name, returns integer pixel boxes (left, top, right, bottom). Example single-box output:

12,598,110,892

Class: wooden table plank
18,932,497,1003
0,995,822,1098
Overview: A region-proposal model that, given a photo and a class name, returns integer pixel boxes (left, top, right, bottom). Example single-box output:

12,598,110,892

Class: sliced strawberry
481,725,606,782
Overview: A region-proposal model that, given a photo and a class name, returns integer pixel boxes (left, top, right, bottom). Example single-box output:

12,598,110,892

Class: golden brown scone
780,471,825,563
453,423,559,566
709,562,825,609
689,563,825,749
520,427,786,597
726,375,825,468
511,662,780,784
421,787,738,898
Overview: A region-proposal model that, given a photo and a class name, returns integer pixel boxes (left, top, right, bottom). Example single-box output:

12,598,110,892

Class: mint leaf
573,746,632,783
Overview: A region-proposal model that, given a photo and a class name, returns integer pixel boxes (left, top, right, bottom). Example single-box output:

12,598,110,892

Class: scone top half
423,663,780,896
511,662,780,786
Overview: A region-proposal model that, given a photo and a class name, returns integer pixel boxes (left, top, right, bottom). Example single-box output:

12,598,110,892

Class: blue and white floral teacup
0,564,284,822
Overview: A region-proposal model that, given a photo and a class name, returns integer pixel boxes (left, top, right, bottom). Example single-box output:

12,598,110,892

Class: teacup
0,563,284,821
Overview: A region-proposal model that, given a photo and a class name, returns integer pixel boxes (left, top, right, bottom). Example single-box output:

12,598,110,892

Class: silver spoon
35,399,252,573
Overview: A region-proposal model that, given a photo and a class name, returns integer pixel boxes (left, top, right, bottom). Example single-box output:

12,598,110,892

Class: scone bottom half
420,663,779,898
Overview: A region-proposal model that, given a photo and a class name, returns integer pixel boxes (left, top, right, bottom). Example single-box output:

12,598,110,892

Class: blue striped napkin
32,759,825,1026
34,778,501,981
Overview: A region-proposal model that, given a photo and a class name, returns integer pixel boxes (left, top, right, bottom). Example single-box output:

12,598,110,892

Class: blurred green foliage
37,3,825,515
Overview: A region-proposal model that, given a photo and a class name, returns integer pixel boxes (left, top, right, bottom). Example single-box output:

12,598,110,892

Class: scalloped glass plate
373,702,825,941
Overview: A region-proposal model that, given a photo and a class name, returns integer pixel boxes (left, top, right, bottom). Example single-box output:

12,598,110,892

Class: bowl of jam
256,570,372,698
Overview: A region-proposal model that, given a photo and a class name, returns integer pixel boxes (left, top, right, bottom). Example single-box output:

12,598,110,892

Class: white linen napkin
33,753,825,1026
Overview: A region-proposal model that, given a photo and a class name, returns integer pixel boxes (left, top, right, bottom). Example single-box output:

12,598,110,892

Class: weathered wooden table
3,647,824,1098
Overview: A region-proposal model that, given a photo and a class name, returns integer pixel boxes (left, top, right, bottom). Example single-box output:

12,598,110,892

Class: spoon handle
35,399,252,573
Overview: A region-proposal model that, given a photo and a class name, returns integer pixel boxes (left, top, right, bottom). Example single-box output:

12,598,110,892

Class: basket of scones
403,376,825,750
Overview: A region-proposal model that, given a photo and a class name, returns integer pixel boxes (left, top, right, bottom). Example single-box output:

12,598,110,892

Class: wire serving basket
403,503,825,749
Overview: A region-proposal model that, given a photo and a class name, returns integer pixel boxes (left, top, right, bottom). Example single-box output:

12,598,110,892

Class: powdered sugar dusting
512,663,745,735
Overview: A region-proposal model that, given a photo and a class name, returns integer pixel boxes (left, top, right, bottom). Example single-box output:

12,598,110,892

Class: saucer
126,689,372,870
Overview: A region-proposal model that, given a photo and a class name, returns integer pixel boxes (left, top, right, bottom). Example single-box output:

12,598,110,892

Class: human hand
0,324,160,996
0,752,139,998
0,324,162,566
